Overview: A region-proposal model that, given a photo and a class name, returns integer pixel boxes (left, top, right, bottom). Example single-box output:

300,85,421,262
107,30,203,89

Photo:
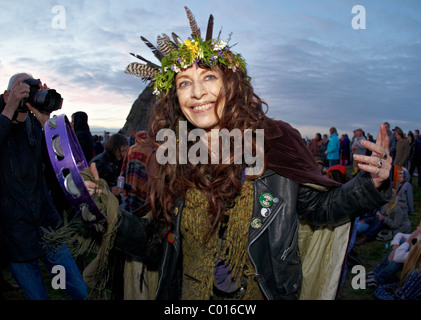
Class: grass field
2,174,420,300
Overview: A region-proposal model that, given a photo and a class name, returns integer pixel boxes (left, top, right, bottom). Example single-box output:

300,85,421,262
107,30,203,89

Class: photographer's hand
2,74,30,120
27,80,50,129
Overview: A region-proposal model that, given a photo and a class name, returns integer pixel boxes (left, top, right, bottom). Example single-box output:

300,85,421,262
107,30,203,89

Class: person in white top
392,228,421,263
366,221,421,287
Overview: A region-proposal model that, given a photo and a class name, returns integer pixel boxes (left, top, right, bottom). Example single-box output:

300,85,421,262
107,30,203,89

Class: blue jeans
9,243,88,300
373,237,406,285
355,221,370,234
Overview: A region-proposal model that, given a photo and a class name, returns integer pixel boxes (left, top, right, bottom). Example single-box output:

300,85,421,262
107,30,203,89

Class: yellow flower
184,39,199,58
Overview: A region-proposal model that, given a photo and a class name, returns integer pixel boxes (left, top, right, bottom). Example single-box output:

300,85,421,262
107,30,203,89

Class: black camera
17,78,63,113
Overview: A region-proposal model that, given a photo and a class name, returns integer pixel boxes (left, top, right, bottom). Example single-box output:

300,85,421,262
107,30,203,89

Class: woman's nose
191,81,206,99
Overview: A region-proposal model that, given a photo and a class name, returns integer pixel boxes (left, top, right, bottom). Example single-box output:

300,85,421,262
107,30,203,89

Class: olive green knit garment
42,167,121,299
181,180,264,300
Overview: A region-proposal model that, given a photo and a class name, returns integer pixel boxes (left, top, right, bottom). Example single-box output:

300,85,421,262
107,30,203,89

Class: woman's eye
205,74,216,81
178,81,190,88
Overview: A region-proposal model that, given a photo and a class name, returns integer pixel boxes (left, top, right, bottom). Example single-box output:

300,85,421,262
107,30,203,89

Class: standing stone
121,85,155,135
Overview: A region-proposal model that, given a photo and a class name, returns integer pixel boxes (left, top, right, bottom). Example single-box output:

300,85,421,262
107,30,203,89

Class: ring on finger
382,152,388,160
377,160,383,168
376,167,381,176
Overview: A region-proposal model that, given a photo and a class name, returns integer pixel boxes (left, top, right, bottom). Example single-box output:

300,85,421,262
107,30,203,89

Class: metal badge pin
251,218,263,229
259,193,274,208
261,207,271,218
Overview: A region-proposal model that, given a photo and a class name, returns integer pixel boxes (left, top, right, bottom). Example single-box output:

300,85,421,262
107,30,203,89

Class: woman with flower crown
116,7,395,300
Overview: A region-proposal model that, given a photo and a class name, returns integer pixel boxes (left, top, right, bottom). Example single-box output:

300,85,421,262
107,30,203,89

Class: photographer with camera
0,73,88,300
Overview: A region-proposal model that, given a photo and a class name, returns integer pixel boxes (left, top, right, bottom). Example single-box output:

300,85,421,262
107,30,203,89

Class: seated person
374,235,421,300
356,185,413,245
354,208,383,245
376,197,412,241
395,169,414,215
366,225,421,287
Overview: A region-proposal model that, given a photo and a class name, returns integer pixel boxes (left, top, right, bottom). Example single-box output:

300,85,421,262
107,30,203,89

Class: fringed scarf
181,180,264,300
42,167,121,299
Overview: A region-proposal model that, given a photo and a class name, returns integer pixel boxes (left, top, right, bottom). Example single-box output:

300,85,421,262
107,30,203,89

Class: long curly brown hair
146,64,268,237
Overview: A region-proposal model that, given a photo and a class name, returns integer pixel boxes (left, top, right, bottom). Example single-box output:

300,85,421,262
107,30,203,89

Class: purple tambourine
44,114,105,223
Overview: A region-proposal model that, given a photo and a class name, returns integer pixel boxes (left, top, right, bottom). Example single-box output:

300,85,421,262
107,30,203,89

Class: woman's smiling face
175,65,225,130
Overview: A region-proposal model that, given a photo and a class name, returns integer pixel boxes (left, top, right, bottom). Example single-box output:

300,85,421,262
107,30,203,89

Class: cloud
1,0,420,136
239,2,421,136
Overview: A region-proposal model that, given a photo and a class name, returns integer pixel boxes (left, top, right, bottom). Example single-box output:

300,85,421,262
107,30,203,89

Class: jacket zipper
281,222,299,260
248,207,276,298
156,239,169,298
248,218,273,299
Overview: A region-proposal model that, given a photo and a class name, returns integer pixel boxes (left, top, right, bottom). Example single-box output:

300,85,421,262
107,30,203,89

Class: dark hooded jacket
72,111,94,163
395,169,414,215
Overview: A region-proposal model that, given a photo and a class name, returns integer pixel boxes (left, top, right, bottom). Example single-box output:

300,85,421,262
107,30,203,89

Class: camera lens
32,89,63,113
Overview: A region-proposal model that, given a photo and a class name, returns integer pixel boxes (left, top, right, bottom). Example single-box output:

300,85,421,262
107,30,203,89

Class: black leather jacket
152,169,391,300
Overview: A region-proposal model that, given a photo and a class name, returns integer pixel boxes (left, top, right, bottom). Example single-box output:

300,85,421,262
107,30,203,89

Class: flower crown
125,6,247,97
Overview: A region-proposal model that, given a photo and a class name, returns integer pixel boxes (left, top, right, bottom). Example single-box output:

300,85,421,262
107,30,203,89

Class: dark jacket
413,136,421,165
73,111,94,163
153,169,391,300
0,98,62,262
90,151,122,189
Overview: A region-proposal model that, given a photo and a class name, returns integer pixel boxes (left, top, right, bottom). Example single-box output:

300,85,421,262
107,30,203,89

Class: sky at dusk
1,0,420,138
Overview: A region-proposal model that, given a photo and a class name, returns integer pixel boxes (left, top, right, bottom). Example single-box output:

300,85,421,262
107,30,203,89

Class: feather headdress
125,6,246,96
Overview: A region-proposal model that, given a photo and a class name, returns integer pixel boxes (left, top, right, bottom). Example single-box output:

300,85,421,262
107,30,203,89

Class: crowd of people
306,123,421,300
307,124,421,186
1,7,420,302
